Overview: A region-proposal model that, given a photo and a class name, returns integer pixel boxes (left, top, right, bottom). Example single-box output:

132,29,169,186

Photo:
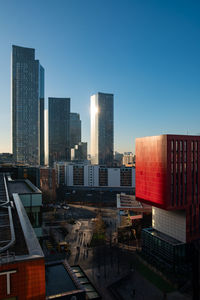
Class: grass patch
90,233,105,247
133,254,176,293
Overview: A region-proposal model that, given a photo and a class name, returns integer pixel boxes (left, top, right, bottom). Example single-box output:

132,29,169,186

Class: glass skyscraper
70,112,81,149
12,45,44,165
48,98,70,166
90,92,114,166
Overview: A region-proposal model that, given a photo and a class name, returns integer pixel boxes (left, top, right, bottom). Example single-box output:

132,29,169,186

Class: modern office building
48,98,70,166
71,142,87,161
70,112,81,149
136,134,200,271
90,92,114,166
12,45,44,166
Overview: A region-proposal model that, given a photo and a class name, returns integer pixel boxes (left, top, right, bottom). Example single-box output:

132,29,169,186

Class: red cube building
136,134,200,243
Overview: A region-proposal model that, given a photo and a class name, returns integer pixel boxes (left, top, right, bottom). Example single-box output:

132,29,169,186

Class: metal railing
0,174,16,254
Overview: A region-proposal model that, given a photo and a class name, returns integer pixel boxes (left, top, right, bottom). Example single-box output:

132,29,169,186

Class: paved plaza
42,205,192,300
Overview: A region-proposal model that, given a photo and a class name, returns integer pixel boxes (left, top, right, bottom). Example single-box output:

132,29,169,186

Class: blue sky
0,0,200,153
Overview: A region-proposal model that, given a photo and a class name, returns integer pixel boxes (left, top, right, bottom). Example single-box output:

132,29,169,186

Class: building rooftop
117,194,152,212
45,261,85,299
0,173,43,263
143,228,184,246
8,178,41,195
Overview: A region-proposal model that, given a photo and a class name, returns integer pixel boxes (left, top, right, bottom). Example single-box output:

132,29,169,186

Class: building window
195,141,198,152
184,173,187,205
184,141,187,152
176,179,178,206
191,141,194,152
171,184,174,206
180,140,183,151
171,140,174,151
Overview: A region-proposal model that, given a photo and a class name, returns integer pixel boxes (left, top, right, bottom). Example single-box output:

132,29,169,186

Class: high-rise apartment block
12,45,44,165
70,113,81,149
48,98,70,166
90,92,114,166
55,162,135,188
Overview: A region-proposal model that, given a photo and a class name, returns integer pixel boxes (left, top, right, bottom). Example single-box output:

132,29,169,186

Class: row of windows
170,139,200,207
171,140,199,152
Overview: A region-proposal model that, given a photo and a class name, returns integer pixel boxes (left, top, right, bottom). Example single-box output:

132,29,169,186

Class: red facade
136,134,200,242
0,258,45,300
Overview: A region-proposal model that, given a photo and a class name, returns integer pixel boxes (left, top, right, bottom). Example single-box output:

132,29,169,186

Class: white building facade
55,162,135,188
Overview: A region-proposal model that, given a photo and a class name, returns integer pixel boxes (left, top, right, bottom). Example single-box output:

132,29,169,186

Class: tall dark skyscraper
48,98,70,166
12,45,44,165
39,65,45,165
90,92,114,166
70,112,81,149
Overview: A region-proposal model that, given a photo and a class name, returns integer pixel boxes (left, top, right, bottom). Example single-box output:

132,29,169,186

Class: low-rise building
0,152,14,164
55,162,135,188
0,165,40,187
116,193,151,227
40,167,57,201
0,173,45,300
7,176,43,238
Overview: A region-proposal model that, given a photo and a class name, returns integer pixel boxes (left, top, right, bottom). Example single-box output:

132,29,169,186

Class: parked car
63,206,70,210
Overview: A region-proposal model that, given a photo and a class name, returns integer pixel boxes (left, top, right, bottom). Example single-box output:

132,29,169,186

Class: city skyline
0,1,200,154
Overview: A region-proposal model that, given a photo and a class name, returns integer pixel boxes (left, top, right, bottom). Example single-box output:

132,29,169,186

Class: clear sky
0,0,200,154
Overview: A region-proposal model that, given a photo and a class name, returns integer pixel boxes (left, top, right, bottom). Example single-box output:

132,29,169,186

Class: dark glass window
171,140,174,151
184,141,187,151
180,140,183,151
191,141,194,151
195,141,198,152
